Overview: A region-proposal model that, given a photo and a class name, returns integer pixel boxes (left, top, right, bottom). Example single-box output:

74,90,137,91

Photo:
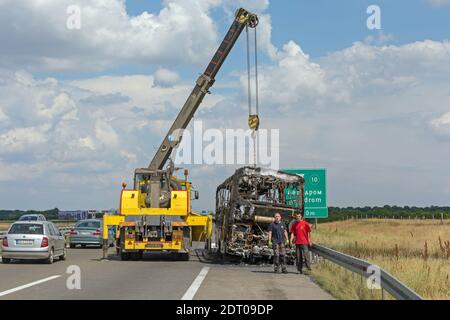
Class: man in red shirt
290,212,312,274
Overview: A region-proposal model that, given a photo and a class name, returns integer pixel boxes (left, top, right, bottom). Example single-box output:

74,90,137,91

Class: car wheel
69,244,76,249
60,247,67,261
46,248,54,264
2,257,11,264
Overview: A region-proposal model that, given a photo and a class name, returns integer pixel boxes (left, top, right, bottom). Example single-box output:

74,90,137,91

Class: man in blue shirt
268,212,289,273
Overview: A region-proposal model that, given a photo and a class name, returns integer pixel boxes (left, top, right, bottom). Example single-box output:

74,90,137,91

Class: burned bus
215,167,305,262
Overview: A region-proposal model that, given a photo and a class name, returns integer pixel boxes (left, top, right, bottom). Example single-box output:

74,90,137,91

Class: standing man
268,212,289,274
290,212,312,274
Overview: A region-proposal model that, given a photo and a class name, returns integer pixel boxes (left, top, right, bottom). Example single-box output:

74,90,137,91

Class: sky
0,0,449,211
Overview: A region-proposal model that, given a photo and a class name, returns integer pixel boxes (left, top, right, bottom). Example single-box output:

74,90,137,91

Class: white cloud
0,125,48,153
95,119,119,147
430,112,450,135
364,31,394,46
78,136,96,151
0,107,8,122
427,0,450,7
38,92,78,120
153,68,180,87
0,0,222,71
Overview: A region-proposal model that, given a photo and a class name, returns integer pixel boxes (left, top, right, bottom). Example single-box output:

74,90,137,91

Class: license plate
145,243,163,248
16,240,34,245
81,231,90,235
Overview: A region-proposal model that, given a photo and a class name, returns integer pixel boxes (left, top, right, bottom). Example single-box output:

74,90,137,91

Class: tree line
0,206,449,222
0,208,59,220
319,206,450,222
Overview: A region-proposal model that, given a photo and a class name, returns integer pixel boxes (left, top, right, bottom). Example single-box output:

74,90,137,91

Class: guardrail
310,244,423,300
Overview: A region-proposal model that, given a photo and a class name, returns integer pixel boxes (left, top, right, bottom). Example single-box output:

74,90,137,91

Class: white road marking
0,275,61,297
181,266,210,300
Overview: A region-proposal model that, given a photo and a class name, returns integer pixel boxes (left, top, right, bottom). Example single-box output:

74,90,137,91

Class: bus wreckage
215,167,305,262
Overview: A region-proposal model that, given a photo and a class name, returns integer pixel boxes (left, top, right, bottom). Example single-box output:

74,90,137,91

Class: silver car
1,221,66,264
69,219,104,248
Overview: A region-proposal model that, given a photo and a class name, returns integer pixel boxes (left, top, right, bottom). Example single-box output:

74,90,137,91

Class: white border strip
0,275,61,297
181,267,210,300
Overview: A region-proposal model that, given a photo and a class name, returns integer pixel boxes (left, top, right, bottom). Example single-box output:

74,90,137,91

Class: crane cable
246,25,260,167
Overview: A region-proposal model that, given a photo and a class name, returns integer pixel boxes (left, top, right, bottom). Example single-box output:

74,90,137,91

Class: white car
18,214,47,222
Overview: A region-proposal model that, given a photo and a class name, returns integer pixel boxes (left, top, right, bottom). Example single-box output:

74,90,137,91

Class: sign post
283,168,328,219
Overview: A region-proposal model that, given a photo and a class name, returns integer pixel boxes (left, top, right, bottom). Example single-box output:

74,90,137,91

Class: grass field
311,219,450,300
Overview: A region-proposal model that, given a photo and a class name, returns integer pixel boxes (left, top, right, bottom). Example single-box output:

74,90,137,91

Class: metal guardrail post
310,244,423,300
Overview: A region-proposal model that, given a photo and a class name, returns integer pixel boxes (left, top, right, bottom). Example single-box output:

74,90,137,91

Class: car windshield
19,216,38,221
9,223,44,234
75,220,100,229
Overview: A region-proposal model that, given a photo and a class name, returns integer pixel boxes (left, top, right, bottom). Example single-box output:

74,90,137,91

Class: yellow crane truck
102,8,259,261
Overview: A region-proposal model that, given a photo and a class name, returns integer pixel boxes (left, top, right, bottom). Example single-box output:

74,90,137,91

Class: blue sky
0,0,450,211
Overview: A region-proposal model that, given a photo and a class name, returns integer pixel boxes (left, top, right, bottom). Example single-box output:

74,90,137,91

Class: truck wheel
131,252,142,261
179,252,190,261
120,249,130,261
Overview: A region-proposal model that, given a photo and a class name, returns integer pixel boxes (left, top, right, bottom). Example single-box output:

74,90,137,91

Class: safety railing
310,244,423,300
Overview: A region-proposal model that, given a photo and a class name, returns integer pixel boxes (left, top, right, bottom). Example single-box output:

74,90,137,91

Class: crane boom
149,8,258,170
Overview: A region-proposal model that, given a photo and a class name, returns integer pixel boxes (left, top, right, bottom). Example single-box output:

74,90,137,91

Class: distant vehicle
68,219,114,248
18,214,46,222
1,221,66,264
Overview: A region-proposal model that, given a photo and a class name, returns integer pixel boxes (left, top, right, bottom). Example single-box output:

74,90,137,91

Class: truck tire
178,252,190,261
120,249,130,261
131,251,143,261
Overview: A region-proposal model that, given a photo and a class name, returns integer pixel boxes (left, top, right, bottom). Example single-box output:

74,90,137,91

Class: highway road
0,246,333,300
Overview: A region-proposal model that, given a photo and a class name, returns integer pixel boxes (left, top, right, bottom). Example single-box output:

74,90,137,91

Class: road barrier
310,244,423,300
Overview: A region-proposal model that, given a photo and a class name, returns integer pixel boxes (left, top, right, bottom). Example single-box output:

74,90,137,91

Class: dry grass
311,219,450,300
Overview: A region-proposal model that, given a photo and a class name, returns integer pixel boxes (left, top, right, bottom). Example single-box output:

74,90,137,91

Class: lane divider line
0,275,61,297
181,266,210,300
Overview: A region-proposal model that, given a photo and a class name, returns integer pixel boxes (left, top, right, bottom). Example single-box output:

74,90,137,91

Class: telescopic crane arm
148,8,259,170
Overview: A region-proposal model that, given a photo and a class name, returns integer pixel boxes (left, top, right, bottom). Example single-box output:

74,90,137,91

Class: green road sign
283,169,328,218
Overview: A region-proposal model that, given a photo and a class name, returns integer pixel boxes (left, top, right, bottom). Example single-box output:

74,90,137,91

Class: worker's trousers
296,244,311,271
272,243,287,271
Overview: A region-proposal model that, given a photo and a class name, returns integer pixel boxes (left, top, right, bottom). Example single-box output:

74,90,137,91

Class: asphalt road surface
0,246,333,300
